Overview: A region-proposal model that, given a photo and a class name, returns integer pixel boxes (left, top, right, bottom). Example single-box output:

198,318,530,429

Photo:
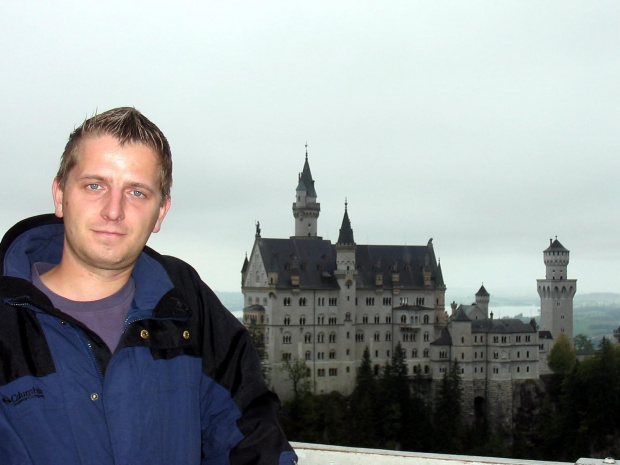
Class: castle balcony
292,442,605,465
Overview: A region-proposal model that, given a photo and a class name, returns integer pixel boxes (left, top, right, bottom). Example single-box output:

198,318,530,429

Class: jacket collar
0,214,174,311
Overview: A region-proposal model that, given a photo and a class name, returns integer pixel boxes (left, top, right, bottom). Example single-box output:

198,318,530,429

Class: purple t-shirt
32,262,135,353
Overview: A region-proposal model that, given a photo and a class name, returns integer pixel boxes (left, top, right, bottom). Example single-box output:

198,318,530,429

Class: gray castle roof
296,155,317,198
252,237,444,291
476,284,489,297
544,238,569,253
431,328,453,346
337,205,355,245
471,318,537,334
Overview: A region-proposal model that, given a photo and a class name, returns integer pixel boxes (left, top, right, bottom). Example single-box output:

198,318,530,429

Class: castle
241,153,576,425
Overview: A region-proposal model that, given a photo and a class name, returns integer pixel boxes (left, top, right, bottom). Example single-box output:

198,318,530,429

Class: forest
277,338,620,462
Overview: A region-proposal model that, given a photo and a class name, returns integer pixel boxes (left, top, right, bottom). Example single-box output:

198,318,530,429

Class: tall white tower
292,146,321,238
537,238,577,342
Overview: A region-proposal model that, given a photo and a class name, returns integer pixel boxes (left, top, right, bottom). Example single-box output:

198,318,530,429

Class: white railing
291,442,613,465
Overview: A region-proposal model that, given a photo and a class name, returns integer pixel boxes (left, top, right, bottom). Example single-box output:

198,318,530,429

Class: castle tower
475,284,490,318
536,238,577,342
292,146,321,238
335,201,357,363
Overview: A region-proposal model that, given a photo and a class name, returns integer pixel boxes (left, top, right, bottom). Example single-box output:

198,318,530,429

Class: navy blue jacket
0,214,296,465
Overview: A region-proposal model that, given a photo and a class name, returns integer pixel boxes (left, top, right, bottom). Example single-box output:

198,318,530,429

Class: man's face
52,134,171,275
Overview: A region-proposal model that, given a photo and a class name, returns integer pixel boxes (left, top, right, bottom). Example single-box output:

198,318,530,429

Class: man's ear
52,178,64,218
152,195,171,233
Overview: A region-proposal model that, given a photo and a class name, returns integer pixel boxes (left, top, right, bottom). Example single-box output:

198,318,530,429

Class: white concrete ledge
291,442,576,465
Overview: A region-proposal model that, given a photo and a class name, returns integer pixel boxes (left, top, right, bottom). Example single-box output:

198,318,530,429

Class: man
0,107,297,464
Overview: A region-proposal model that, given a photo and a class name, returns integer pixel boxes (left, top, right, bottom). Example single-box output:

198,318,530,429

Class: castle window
356,331,365,342
525,335,531,342
299,316,306,325
305,350,312,360
329,350,336,359
284,316,291,325
329,298,338,306
375,314,380,323
328,316,337,325
304,333,312,343
345,312,351,321
282,352,292,361
329,332,336,343
366,297,375,306
412,349,418,358
423,332,429,342
423,315,430,324
283,297,291,306
423,349,429,357
401,315,407,324
386,316,392,323
374,332,380,342
386,332,392,341
329,368,338,376
317,333,325,343
387,350,390,358
318,314,325,325
362,315,369,324
400,297,408,305
383,297,392,306
317,369,325,377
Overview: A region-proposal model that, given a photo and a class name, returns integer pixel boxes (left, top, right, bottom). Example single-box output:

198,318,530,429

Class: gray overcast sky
2,1,619,306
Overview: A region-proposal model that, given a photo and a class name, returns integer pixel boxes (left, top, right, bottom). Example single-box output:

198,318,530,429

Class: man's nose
101,190,125,221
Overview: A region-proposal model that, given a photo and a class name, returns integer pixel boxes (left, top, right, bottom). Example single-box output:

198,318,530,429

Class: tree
350,347,381,448
434,359,463,453
547,333,576,376
573,333,594,352
246,320,266,360
279,356,310,397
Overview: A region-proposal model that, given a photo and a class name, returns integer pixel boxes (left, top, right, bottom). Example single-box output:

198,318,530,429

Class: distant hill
574,292,620,305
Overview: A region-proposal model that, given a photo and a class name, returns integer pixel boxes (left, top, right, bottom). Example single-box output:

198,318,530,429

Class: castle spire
337,199,355,245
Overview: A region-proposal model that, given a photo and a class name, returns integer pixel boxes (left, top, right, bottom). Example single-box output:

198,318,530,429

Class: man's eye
131,190,145,198
87,184,100,190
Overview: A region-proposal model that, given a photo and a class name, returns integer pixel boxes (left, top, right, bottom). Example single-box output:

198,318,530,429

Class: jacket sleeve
187,272,297,465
